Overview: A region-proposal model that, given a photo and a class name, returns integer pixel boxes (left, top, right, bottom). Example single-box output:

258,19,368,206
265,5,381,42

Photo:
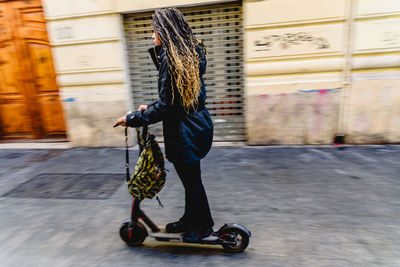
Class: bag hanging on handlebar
127,127,166,201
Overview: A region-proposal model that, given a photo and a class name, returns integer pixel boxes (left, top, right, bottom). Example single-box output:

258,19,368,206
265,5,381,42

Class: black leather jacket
126,45,213,163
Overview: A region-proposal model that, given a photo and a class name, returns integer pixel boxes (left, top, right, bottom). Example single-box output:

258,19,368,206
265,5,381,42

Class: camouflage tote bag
127,127,166,201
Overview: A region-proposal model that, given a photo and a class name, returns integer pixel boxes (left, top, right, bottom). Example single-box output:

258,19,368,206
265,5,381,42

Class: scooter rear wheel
119,221,147,247
220,228,250,253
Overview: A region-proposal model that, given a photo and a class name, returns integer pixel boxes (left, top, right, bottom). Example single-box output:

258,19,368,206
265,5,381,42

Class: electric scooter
118,126,251,253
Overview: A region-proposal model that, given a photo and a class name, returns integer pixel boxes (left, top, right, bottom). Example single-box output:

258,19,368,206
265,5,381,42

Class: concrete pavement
1,145,400,266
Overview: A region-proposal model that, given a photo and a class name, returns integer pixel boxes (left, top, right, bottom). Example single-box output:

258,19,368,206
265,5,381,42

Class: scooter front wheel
219,228,250,253
119,220,147,247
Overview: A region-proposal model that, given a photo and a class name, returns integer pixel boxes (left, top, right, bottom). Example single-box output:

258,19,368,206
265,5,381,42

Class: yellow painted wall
346,0,400,143
42,0,130,146
41,0,400,146
244,0,400,145
115,0,227,13
244,0,347,144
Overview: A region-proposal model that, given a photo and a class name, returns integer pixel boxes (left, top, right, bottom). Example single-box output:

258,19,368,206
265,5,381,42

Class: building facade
1,0,399,146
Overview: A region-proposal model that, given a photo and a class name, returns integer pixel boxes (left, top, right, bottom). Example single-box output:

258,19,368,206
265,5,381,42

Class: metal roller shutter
123,1,245,142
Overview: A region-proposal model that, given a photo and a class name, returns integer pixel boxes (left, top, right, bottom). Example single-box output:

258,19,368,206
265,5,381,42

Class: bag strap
135,126,148,154
125,127,130,184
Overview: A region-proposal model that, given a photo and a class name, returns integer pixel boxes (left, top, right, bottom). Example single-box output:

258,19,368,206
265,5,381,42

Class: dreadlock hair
152,7,207,113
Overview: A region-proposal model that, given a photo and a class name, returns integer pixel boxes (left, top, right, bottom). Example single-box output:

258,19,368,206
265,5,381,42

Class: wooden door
0,0,66,140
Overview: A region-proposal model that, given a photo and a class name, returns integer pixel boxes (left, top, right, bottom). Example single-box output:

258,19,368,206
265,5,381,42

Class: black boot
165,219,188,233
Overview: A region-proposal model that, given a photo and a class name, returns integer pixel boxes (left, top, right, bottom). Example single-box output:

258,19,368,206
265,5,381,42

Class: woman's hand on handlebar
113,105,146,127
113,115,127,128
138,105,148,111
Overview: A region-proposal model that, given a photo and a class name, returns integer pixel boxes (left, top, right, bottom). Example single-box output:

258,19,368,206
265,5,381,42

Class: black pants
173,160,214,229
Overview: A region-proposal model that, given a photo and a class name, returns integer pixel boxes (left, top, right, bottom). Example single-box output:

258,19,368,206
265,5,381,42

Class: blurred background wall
0,0,399,146
244,0,400,145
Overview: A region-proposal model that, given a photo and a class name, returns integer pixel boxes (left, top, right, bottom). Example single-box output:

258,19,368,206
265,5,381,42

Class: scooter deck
148,231,220,244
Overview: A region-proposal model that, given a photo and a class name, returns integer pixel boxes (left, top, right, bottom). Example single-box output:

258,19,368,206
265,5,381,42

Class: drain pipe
335,0,357,145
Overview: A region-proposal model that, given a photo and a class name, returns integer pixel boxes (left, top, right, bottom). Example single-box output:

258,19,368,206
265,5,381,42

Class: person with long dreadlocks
114,7,214,242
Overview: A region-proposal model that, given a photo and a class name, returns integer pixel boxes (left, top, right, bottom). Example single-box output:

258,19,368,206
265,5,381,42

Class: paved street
1,145,400,266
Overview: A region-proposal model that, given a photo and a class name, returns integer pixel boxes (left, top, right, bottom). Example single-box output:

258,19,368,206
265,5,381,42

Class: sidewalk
1,145,400,266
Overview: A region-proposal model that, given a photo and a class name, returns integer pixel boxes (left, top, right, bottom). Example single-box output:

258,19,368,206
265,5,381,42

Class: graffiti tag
56,26,74,40
254,32,330,51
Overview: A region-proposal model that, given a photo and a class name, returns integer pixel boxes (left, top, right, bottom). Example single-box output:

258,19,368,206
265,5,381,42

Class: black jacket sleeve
126,56,174,127
147,100,158,108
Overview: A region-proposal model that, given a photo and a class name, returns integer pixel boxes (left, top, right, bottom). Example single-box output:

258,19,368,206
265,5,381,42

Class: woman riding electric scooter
114,7,214,243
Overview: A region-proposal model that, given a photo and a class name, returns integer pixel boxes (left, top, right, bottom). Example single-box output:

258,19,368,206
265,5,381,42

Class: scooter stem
129,197,160,233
